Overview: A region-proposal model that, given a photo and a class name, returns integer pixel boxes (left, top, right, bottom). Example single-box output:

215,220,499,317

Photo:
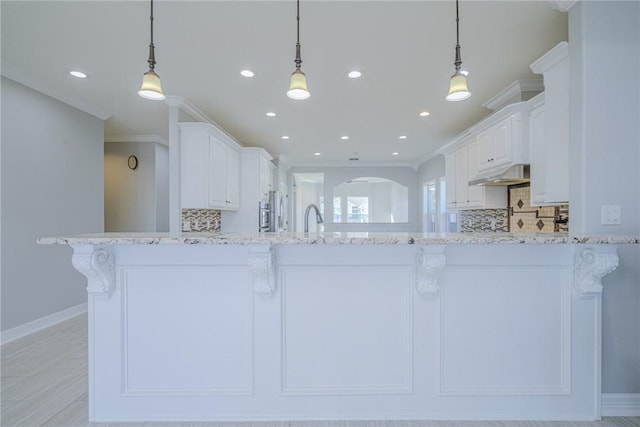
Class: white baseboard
1,302,88,345
602,393,640,416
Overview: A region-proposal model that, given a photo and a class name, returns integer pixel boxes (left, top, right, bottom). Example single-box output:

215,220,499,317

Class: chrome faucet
304,203,323,232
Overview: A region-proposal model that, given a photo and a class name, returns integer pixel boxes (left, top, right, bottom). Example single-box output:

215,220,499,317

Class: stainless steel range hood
469,164,530,186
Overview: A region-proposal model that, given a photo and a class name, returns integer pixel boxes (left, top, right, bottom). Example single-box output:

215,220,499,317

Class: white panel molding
280,265,414,396
71,245,115,296
120,266,254,396
549,1,577,12
416,245,446,297
163,95,241,147
439,265,571,396
574,246,619,298
104,134,168,146
0,302,87,345
601,393,640,416
249,245,277,297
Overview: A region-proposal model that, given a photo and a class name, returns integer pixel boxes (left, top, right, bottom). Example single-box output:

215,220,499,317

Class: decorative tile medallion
517,219,524,229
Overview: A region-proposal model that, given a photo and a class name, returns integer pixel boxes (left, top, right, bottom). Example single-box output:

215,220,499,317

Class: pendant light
287,0,310,100
446,0,471,102
138,0,165,100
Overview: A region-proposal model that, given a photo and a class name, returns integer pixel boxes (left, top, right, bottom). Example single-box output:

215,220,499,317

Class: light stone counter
37,231,640,246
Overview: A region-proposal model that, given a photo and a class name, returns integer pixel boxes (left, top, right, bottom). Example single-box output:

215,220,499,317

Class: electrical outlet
601,205,621,225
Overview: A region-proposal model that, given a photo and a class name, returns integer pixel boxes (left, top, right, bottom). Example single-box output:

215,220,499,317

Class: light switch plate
601,205,621,225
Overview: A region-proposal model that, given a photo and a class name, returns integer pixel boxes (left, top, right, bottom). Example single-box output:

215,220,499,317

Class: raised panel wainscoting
42,237,630,423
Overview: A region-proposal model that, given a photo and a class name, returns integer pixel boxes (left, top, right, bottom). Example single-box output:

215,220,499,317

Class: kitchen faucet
304,204,323,232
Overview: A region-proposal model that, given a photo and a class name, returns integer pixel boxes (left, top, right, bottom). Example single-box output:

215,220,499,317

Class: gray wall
290,166,419,233
1,77,104,331
104,141,169,232
569,1,639,394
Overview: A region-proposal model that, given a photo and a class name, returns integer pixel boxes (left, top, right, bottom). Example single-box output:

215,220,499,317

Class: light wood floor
1,313,639,427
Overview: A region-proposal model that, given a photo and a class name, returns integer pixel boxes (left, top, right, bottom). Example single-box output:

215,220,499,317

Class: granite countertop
37,232,640,246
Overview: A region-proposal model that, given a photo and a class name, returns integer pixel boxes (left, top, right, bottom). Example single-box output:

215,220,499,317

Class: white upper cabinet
528,95,547,205
179,123,241,210
445,137,507,210
469,103,530,175
476,118,513,171
258,154,272,200
529,42,570,205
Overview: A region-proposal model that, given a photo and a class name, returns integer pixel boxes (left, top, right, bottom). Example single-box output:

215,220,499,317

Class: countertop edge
36,233,640,246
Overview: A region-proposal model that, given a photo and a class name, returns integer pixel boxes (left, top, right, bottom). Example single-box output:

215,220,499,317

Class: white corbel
249,245,276,297
574,246,619,298
71,245,115,296
416,245,446,297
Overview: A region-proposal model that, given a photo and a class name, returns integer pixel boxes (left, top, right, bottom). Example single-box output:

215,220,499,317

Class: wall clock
128,155,138,170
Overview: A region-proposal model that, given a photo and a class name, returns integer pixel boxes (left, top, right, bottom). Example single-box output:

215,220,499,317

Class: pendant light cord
453,0,462,72
147,0,156,71
294,0,302,71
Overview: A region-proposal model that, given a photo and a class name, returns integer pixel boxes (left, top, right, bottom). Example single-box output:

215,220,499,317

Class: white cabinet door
208,137,228,208
226,147,240,209
477,118,513,172
529,104,546,205
455,147,469,208
445,153,457,209
466,142,484,208
491,119,512,167
181,130,209,209
258,155,271,200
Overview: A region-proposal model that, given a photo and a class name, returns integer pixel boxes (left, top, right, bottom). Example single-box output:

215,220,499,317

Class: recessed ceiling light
398,135,408,139
69,71,87,79
419,111,431,117
266,112,276,117
341,136,350,140
348,71,362,79
314,152,322,156
281,136,290,140
240,70,254,77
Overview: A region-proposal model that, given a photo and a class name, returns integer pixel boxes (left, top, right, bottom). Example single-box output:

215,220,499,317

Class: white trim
482,79,544,112
1,63,111,120
163,95,242,147
105,134,169,146
530,42,570,74
289,161,418,170
0,303,88,345
549,1,577,13
601,393,640,416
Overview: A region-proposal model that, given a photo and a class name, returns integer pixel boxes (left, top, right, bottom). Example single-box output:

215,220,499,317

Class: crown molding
482,79,544,112
530,41,570,74
289,162,418,170
164,95,243,147
104,134,169,146
1,62,112,121
549,1,577,12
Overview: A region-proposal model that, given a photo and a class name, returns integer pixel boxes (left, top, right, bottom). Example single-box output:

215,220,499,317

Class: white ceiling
1,1,567,166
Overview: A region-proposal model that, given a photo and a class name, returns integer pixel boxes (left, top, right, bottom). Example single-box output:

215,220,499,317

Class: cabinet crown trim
179,122,242,151
530,41,569,74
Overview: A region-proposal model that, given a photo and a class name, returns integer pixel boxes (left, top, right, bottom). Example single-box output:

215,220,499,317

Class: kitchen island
39,232,638,422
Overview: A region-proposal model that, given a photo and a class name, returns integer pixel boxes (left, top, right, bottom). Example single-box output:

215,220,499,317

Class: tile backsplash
508,185,569,233
181,209,221,232
458,184,569,233
459,209,509,233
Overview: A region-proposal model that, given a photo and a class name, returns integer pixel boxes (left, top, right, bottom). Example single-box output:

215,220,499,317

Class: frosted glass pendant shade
287,70,310,100
138,70,165,100
446,72,471,102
